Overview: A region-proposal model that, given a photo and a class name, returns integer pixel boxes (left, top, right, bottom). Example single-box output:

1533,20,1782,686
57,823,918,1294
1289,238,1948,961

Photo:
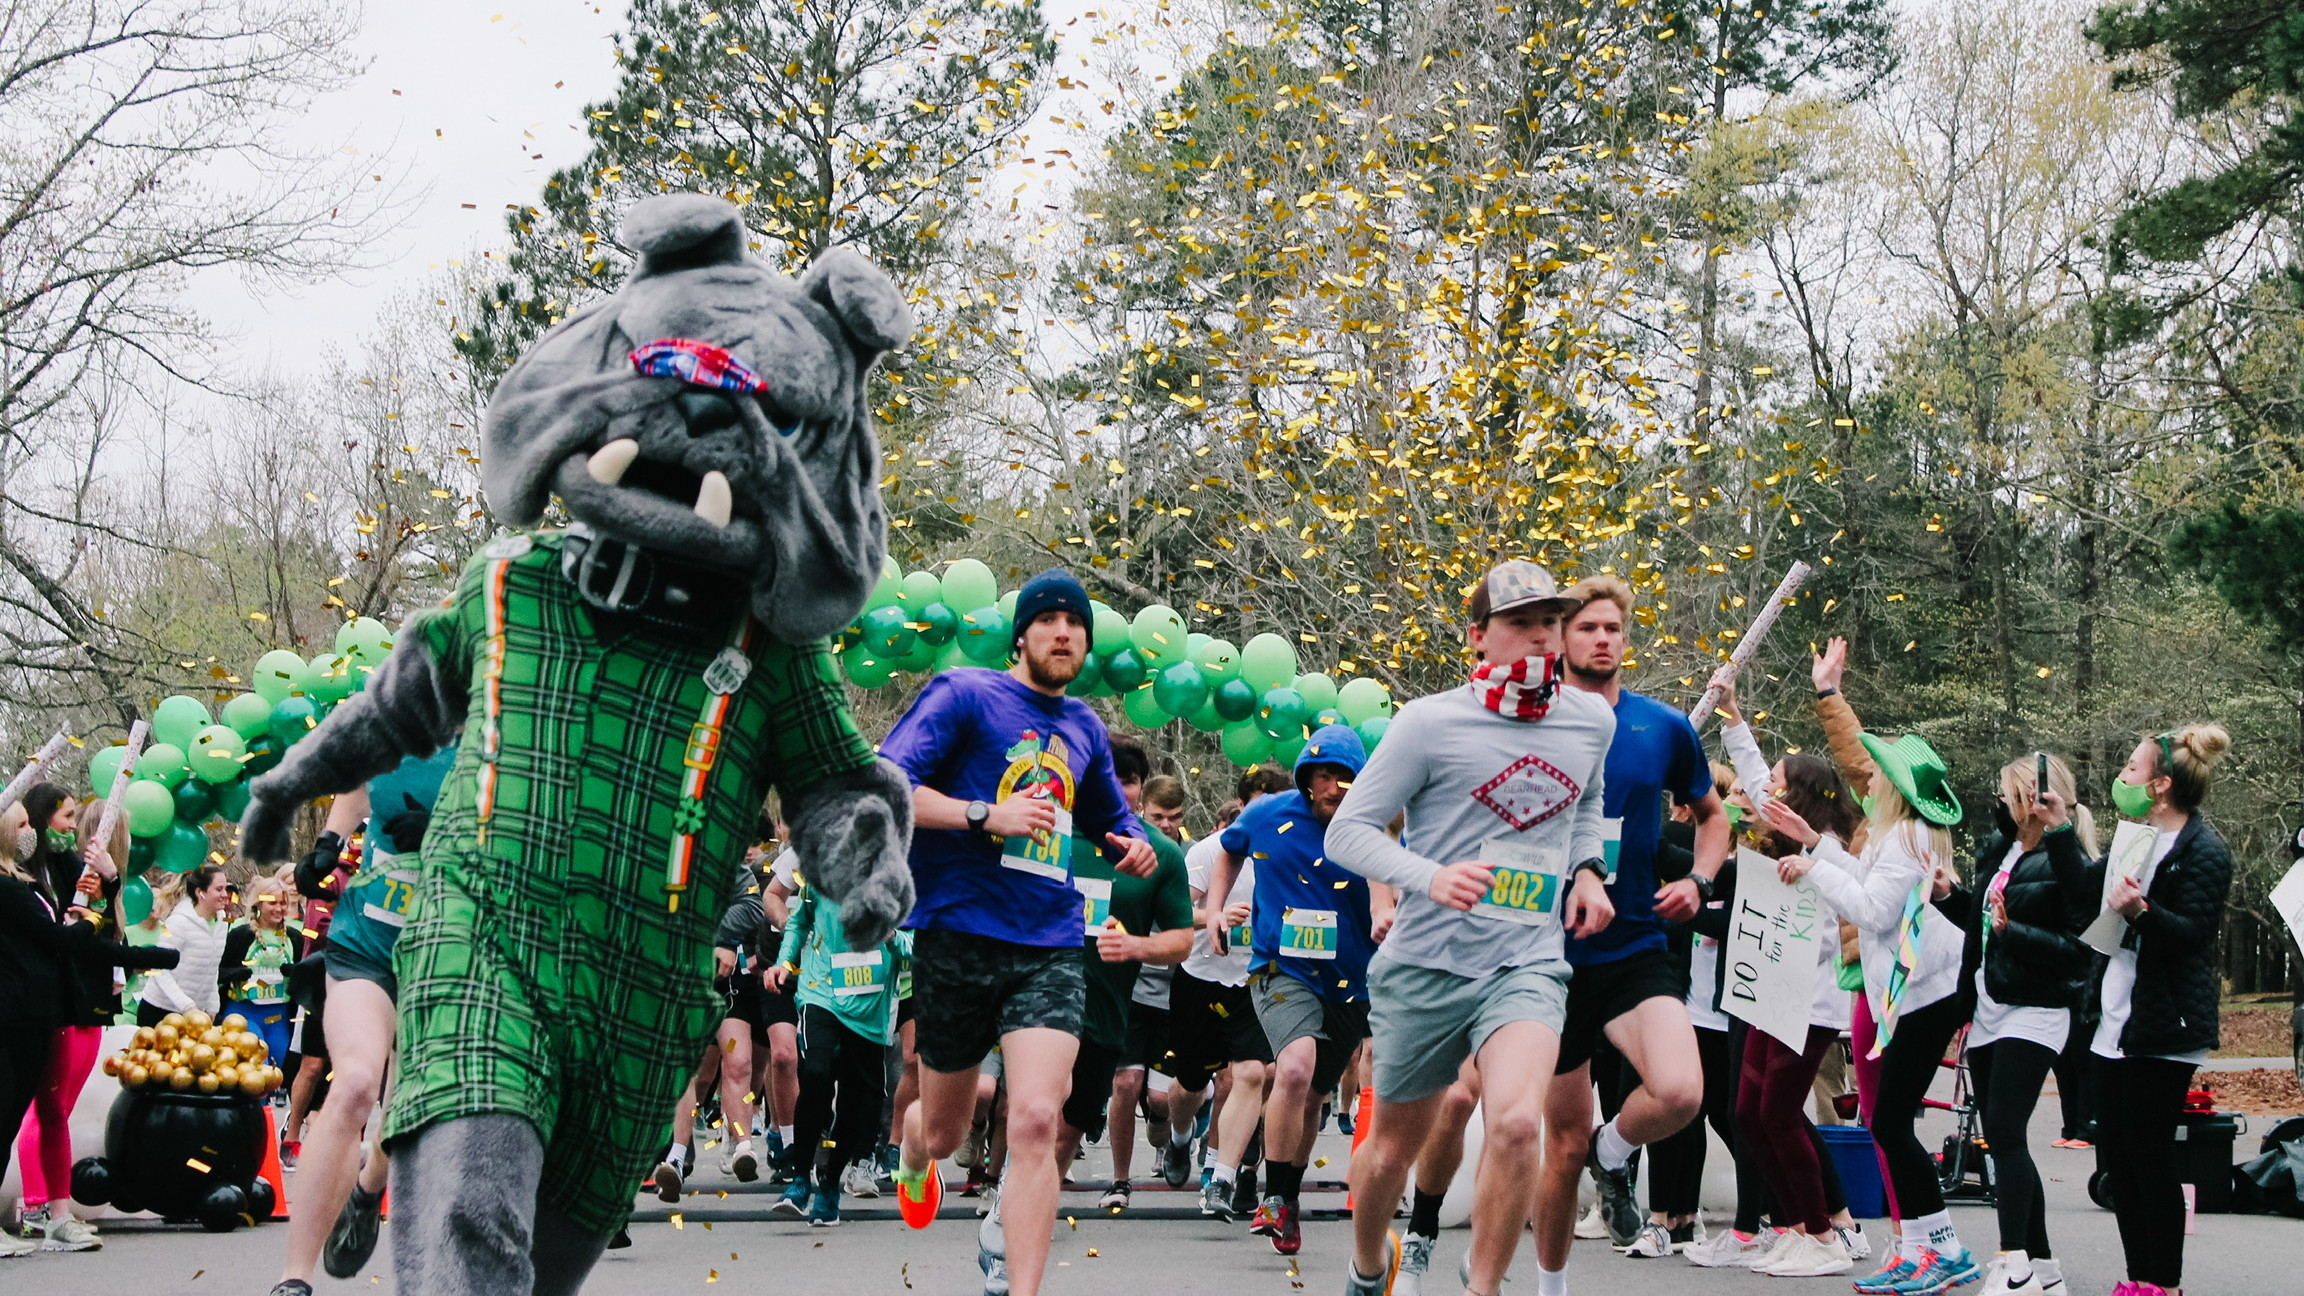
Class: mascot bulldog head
480,193,913,642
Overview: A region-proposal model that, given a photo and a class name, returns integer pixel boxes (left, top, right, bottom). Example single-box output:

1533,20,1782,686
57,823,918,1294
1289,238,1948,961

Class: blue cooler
1819,1124,1887,1219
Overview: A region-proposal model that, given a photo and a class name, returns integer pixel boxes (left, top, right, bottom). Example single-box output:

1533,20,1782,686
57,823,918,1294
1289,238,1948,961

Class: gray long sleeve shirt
1327,682,1615,977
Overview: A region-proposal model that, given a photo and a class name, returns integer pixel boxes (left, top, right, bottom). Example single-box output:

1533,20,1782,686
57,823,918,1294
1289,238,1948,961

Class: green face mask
1724,803,1746,831
42,828,76,856
2110,775,2155,819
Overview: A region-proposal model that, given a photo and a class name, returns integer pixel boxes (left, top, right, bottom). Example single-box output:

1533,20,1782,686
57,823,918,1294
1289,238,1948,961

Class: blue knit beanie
1011,569,1094,653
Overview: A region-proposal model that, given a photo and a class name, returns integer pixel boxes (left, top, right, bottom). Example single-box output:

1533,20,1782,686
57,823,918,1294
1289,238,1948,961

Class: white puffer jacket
141,899,230,1015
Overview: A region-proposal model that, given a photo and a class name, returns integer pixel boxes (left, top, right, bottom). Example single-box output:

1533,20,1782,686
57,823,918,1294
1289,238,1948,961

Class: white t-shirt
1182,834,1254,987
1688,926,1729,1030
1969,840,2070,1053
2091,830,2204,1064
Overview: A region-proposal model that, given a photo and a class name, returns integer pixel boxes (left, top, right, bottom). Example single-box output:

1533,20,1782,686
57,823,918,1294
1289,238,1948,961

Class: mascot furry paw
240,193,915,1295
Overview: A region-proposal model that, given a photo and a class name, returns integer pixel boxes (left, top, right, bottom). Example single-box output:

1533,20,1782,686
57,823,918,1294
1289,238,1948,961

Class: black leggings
1968,1038,2056,1256
2053,1028,2095,1140
793,1004,889,1184
0,1025,56,1186
1868,995,1968,1220
2096,1054,2195,1288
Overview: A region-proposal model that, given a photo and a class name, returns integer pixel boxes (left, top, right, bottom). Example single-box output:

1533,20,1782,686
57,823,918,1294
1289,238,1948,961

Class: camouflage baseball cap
1469,560,1575,623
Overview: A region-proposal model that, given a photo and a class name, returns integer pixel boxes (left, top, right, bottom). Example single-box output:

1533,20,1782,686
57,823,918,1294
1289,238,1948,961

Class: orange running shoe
895,1158,943,1229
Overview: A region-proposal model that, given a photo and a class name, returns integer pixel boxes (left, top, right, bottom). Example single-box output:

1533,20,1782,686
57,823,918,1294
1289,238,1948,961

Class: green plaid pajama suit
382,532,877,1235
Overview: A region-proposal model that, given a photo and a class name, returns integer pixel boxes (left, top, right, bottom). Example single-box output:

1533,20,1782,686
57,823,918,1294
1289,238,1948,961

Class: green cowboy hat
1858,732,1963,826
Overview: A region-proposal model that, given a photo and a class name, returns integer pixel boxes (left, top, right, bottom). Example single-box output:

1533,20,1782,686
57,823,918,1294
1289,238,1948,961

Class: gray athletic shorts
1248,968,1369,1094
1368,955,1571,1103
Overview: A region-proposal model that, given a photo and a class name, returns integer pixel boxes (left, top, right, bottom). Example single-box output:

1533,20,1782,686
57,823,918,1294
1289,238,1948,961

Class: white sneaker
1684,1229,1771,1269
0,1230,35,1259
724,1138,760,1182
1396,1231,1436,1296
39,1215,102,1253
1573,1203,1610,1239
1750,1228,1804,1273
1623,1222,1675,1258
1836,1225,1871,1262
843,1161,882,1198
1758,1232,1852,1278
2032,1257,2064,1292
1980,1250,2050,1295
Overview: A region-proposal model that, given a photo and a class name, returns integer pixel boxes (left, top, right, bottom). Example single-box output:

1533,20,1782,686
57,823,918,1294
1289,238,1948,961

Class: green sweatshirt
775,872,911,1045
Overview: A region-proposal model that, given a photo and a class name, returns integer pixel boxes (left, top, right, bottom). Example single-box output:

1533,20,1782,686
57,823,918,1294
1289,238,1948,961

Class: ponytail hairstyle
1998,753,2101,858
139,868,185,933
2156,723,2233,813
1868,777,1953,875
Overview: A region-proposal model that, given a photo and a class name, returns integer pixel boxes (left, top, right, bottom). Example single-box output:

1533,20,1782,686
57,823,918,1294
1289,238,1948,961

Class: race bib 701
1280,907,1339,959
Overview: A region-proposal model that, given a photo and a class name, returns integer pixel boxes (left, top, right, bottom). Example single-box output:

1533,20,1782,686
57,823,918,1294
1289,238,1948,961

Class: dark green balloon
155,821,209,873
214,777,253,824
1102,647,1150,694
1213,677,1259,723
127,838,155,875
916,602,959,647
171,779,218,825
1256,687,1311,740
1152,661,1210,718
242,735,281,778
860,604,917,658
1066,653,1105,698
1313,708,1349,730
268,697,319,746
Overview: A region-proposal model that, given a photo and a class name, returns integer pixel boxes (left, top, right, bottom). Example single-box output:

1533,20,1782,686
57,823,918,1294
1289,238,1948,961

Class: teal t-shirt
776,873,911,1045
328,745,456,967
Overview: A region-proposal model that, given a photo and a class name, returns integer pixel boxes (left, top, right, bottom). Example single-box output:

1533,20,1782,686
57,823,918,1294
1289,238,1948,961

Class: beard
1565,654,1618,686
1022,643,1084,691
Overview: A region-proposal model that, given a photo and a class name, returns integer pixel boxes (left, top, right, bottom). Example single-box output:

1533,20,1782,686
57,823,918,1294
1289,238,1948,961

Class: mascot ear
801,245,915,360
622,193,748,278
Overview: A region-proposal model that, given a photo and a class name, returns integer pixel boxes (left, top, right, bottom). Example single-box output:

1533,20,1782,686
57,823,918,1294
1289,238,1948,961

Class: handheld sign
1720,847,1831,1051
2081,820,2159,956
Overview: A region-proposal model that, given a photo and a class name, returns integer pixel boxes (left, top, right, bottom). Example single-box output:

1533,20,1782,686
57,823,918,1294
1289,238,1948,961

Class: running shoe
1200,1176,1235,1221
1624,1221,1675,1258
1161,1138,1194,1189
607,1229,632,1250
979,1188,1008,1296
725,1138,761,1183
1684,1229,1772,1269
1837,1226,1873,1262
1231,1166,1260,1219
1976,1252,2044,1296
263,1283,311,1296
1099,1180,1132,1212
843,1161,882,1198
651,1154,685,1203
1757,1231,1853,1278
1459,1250,1513,1290
1343,1229,1400,1296
1750,1227,1805,1274
1250,1195,1284,1237
280,1140,301,1170
1852,1256,1921,1293
2030,1259,2063,1293
895,1158,943,1229
1670,1221,1701,1250
321,1186,384,1277
36,1215,99,1253
957,1121,988,1170
773,1177,811,1219
768,1131,798,1184
1586,1142,1642,1247
809,1183,844,1228
1272,1201,1303,1256
962,1164,990,1197
0,1231,35,1260
1396,1231,1436,1296
1574,1202,1611,1239
1883,1249,1979,1294
1338,1107,1356,1137
15,1205,48,1238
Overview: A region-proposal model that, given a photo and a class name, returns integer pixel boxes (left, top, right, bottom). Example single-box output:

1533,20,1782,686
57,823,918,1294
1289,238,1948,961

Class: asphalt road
14,1094,2301,1295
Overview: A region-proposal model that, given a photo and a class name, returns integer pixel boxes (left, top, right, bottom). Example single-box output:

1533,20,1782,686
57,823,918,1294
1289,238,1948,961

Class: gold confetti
1313,1157,1329,1167
186,1158,211,1173
1087,1248,1100,1257
670,1212,684,1229
707,1271,719,1284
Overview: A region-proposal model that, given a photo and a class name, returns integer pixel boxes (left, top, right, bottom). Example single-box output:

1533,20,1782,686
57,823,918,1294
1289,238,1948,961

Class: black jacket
1936,807,2095,1012
2082,813,2232,1058
1,875,176,1030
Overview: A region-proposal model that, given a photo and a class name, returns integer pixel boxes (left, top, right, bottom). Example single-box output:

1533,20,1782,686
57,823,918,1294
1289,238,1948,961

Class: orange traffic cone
258,1105,291,1219
1346,1085,1374,1209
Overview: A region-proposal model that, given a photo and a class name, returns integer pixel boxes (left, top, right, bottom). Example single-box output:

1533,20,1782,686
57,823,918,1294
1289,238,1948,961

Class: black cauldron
70,1088,271,1231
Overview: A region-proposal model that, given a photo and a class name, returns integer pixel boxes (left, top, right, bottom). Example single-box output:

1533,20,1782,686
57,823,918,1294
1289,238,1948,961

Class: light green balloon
1240,633,1298,695
307,654,355,705
1091,603,1130,657
135,743,189,789
941,559,999,614
1337,677,1394,726
221,692,273,740
187,724,248,784
896,570,943,612
893,634,939,674
842,651,895,689
1130,604,1187,664
1186,632,1211,660
1274,730,1310,768
88,745,130,796
122,779,176,837
998,590,1019,618
1122,685,1171,730
151,695,212,750
867,557,902,609
251,650,305,703
335,616,393,663
1188,698,1226,733
1221,722,1274,767
1294,672,1340,714
936,639,972,672
1193,638,1241,685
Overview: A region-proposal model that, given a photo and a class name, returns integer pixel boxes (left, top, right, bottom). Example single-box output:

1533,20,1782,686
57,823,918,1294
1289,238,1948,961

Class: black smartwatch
1571,857,1609,884
965,800,991,835
1686,873,1717,903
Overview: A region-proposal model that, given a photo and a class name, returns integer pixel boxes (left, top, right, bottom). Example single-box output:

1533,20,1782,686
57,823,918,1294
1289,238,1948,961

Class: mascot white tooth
238,193,916,1295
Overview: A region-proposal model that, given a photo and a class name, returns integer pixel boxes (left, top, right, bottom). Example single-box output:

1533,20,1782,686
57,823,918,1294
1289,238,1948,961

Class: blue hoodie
1221,725,1375,1002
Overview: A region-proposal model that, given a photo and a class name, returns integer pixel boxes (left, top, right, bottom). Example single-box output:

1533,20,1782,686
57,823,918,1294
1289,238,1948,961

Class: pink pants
15,1025,102,1207
1850,993,1899,1219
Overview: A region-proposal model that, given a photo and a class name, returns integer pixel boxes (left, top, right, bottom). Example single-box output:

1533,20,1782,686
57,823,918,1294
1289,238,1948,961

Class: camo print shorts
910,928,1085,1074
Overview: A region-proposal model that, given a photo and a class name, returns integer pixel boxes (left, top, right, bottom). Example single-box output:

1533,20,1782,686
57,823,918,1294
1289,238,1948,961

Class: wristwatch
965,800,991,835
1571,857,1609,883
1686,873,1717,902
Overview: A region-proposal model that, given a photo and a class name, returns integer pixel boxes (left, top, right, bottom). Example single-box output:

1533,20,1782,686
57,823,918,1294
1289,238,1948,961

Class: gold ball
220,1013,248,1031
169,1067,194,1091
195,1071,221,1094
123,1064,148,1088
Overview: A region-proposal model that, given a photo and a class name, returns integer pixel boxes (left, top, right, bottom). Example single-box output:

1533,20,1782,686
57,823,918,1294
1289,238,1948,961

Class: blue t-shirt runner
1567,688,1712,967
